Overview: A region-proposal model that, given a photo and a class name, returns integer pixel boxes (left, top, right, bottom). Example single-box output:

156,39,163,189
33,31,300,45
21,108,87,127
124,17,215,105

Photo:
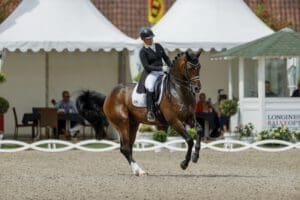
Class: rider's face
143,37,153,46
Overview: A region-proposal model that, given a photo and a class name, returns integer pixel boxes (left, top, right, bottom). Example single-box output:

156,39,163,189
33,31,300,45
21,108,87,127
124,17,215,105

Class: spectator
291,81,300,97
53,90,81,139
195,93,213,139
195,93,212,113
265,80,277,97
213,94,229,138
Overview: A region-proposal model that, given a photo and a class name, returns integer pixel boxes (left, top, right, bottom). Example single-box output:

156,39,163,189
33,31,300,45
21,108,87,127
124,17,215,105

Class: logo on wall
148,0,165,24
266,111,300,130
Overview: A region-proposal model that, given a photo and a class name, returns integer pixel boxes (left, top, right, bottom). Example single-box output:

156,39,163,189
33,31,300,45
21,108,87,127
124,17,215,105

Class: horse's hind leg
192,122,203,163
119,121,146,176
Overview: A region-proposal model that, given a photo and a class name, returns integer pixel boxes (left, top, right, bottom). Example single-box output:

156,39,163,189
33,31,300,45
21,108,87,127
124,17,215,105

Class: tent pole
118,51,126,83
45,52,49,107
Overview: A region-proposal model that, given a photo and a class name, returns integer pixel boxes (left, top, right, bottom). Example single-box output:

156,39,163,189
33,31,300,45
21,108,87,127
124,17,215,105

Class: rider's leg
146,90,155,122
145,72,160,122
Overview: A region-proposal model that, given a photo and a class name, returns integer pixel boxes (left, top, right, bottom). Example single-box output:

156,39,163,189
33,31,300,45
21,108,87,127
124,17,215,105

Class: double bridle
170,61,201,94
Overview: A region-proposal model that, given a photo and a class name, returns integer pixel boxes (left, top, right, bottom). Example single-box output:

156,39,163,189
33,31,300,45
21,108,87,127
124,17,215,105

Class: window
244,58,258,98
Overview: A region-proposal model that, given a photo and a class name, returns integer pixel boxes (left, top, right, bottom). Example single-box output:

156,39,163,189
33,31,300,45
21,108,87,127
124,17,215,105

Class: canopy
214,28,300,58
152,0,273,51
0,0,138,52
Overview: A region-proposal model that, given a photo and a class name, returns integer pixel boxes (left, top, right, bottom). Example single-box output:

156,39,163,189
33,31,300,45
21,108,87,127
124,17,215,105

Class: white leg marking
130,162,147,176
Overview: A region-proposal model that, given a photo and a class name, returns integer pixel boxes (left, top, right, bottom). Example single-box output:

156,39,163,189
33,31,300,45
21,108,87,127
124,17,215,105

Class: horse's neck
167,75,195,105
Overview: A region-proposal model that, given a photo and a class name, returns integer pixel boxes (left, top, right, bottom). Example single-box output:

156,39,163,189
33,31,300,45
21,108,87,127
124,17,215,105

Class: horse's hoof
192,153,199,163
180,161,188,170
134,171,148,176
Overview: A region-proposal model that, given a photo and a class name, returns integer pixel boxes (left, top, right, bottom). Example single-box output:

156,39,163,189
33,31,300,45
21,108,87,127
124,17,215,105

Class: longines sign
266,111,300,130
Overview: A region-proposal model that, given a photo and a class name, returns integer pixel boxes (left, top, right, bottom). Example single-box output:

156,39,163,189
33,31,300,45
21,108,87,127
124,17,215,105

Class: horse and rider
77,27,203,176
138,27,172,122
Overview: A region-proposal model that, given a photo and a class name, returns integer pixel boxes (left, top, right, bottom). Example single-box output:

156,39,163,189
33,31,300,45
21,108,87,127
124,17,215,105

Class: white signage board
265,111,300,131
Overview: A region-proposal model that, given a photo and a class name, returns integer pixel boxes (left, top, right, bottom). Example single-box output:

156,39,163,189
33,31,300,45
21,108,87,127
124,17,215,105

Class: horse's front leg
171,120,194,170
192,121,203,163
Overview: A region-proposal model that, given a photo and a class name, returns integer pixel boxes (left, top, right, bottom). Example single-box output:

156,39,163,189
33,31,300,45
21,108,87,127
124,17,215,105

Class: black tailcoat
137,43,171,93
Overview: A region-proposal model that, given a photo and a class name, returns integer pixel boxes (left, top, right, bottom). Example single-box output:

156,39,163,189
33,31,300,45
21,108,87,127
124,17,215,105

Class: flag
148,0,165,24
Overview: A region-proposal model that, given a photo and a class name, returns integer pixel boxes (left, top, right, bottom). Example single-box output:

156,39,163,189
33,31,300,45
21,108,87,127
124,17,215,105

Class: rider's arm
157,43,172,67
139,49,162,72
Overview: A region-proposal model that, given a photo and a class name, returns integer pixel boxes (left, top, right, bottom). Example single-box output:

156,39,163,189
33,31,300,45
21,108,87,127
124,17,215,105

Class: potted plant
152,130,167,142
0,71,6,83
187,127,197,140
256,125,294,142
220,99,238,139
234,123,255,143
0,96,10,138
138,124,155,140
152,130,167,152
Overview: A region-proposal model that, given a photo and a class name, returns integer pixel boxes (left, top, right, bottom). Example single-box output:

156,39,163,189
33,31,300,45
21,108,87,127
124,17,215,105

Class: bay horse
103,51,202,176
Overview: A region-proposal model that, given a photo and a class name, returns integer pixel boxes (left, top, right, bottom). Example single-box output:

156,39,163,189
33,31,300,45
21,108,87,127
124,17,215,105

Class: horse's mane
171,52,199,67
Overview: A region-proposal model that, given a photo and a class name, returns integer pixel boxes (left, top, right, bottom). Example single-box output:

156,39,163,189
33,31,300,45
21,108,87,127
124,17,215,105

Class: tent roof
214,28,300,59
0,0,138,52
152,0,273,51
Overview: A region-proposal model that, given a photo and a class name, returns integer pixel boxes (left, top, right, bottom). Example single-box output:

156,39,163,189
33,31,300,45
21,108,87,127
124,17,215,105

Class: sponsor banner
266,111,300,130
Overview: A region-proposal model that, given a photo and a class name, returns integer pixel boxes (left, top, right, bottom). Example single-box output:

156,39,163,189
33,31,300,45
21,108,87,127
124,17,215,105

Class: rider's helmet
140,27,155,39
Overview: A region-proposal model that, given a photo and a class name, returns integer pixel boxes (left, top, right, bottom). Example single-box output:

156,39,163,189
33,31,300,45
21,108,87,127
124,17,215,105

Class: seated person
265,80,277,97
195,93,213,138
291,81,300,97
195,93,212,113
53,90,81,138
213,94,229,138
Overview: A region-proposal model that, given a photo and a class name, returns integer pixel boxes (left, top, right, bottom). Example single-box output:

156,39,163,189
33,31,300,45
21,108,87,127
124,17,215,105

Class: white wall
1,51,46,135
1,50,129,135
49,51,119,101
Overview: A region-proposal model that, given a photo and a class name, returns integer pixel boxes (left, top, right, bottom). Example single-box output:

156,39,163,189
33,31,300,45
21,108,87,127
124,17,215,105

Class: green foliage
220,99,238,117
139,124,155,133
234,123,254,137
0,97,9,113
167,127,179,136
187,128,197,139
257,125,295,141
294,132,300,140
0,71,6,83
152,130,167,142
133,72,142,82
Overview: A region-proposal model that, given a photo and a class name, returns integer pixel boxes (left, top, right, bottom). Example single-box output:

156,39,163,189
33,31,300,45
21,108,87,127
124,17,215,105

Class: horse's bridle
171,61,201,94
184,61,201,94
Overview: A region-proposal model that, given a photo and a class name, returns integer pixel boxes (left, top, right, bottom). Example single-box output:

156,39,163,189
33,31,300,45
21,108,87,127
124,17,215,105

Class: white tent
152,0,273,51
149,0,274,132
0,0,138,135
0,0,137,51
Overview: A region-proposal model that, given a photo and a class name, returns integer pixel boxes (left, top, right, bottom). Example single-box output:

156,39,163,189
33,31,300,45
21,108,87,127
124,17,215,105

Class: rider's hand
162,65,169,73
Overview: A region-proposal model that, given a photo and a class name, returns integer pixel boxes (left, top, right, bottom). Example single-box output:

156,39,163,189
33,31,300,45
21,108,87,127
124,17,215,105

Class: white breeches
145,71,164,92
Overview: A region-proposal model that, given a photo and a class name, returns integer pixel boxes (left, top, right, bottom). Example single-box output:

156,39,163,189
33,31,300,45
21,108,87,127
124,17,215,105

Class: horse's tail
76,90,108,140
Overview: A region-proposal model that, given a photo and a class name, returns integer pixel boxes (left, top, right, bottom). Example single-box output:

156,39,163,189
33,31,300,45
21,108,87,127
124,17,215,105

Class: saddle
132,74,166,108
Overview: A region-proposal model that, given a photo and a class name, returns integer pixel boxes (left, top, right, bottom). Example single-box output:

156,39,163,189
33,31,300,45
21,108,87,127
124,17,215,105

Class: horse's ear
196,49,203,58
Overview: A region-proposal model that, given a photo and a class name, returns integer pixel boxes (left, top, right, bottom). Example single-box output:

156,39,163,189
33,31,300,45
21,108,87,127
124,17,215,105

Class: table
195,112,216,138
22,112,85,137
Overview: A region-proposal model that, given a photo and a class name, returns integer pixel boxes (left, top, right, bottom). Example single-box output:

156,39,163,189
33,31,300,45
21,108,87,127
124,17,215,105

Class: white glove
162,65,169,73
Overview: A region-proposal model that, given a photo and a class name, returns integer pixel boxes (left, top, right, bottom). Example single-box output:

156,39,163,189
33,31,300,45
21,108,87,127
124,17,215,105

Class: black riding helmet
140,27,155,39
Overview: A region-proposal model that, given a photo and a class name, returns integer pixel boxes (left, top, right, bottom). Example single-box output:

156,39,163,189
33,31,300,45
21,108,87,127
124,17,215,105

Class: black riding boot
146,91,155,122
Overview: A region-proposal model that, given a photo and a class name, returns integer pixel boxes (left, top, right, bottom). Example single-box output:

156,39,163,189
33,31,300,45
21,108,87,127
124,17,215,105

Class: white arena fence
0,139,299,153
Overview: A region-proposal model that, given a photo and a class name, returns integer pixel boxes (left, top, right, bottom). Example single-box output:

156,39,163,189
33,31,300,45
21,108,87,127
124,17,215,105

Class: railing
0,139,299,153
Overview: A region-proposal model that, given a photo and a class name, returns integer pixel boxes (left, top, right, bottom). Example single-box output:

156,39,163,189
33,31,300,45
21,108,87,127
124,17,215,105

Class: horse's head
171,50,202,94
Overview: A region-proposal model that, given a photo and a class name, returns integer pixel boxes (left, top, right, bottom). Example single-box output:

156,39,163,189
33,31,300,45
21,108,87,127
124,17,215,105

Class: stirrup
147,111,155,122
